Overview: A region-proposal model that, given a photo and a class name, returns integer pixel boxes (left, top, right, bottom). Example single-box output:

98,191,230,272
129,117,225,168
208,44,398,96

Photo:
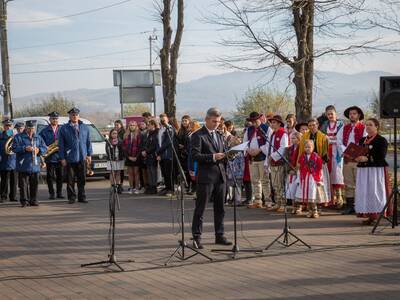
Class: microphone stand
257,126,311,251
81,138,134,271
163,125,213,265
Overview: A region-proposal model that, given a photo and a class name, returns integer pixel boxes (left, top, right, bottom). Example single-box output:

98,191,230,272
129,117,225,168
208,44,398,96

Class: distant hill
13,69,394,118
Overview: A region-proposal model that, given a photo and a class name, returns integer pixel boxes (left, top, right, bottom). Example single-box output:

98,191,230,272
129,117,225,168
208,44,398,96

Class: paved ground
1,179,400,300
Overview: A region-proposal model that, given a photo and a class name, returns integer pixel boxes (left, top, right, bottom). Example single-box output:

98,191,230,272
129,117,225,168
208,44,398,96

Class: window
88,124,105,143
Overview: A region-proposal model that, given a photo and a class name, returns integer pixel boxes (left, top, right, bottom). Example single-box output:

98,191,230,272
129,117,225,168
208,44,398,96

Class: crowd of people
0,104,390,233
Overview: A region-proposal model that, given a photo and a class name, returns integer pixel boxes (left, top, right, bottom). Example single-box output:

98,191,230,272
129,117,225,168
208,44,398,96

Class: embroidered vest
269,128,286,166
343,122,365,146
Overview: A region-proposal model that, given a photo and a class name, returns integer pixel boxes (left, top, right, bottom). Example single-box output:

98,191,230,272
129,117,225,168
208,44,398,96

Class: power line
11,60,214,75
12,47,149,66
9,0,134,23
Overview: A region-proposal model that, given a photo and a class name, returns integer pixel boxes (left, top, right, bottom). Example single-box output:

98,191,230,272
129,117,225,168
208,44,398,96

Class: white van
13,116,109,177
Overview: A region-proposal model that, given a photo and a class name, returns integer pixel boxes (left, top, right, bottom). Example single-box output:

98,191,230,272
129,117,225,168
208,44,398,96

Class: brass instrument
4,136,13,155
43,141,59,159
86,158,94,176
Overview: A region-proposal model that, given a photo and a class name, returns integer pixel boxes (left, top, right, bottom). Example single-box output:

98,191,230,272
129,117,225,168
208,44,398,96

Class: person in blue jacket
58,107,93,204
0,119,17,202
12,120,47,207
39,111,64,200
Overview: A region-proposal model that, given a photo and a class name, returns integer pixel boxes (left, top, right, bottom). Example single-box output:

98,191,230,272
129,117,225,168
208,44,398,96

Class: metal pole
0,0,12,119
149,32,157,116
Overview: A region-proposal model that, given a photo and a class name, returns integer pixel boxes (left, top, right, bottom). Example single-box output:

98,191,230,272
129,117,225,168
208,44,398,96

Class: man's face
252,119,262,128
4,124,12,131
308,121,318,133
69,113,79,123
349,110,360,123
50,117,58,126
17,127,24,133
326,110,337,122
160,116,169,126
286,117,295,128
139,122,147,130
26,127,35,135
271,120,281,130
205,116,221,131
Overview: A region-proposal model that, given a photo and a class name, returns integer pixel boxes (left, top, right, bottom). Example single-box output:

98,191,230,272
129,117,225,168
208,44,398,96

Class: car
13,116,109,178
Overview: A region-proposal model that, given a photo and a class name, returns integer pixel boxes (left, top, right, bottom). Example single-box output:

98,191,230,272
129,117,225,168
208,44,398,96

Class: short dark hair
148,119,159,128
206,107,221,118
159,113,168,119
142,112,152,118
325,105,336,112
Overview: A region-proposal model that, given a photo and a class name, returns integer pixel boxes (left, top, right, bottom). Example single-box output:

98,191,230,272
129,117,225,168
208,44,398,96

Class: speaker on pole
380,76,400,119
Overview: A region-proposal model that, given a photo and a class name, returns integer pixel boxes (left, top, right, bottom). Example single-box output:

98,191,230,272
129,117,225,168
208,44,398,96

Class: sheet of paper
229,142,248,152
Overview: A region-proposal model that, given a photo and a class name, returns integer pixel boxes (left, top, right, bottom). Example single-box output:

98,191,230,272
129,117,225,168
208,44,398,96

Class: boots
341,197,355,215
336,189,344,209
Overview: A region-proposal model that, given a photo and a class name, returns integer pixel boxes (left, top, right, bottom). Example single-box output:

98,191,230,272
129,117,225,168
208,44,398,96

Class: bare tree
156,0,184,119
210,0,400,122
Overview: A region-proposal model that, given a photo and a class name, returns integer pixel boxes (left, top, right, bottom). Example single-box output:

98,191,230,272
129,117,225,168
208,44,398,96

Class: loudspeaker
380,76,400,119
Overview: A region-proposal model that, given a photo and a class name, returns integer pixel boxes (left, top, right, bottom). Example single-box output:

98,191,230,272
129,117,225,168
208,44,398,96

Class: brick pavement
1,179,400,299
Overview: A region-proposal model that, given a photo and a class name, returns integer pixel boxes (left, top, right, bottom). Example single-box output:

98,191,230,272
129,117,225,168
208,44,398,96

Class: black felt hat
344,106,364,121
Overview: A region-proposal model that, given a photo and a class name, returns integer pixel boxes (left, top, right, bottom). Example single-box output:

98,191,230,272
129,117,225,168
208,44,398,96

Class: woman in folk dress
285,131,302,214
354,118,390,225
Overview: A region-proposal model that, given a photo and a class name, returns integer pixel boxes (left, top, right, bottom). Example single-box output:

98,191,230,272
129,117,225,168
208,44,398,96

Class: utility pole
0,0,12,119
149,29,157,116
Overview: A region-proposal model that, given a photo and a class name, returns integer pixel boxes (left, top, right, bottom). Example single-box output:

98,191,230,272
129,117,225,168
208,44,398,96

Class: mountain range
13,69,393,119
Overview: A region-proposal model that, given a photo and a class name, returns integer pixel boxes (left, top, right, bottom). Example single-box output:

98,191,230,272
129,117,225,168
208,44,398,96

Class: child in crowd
106,129,125,192
285,131,302,214
295,139,326,218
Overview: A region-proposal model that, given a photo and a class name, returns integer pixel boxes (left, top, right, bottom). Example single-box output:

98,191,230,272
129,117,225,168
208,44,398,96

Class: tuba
4,136,14,155
43,141,59,159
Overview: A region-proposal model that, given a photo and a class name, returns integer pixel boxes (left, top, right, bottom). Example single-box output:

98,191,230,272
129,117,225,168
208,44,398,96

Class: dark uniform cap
15,122,25,129
2,119,13,126
48,111,60,118
67,107,80,114
25,120,36,128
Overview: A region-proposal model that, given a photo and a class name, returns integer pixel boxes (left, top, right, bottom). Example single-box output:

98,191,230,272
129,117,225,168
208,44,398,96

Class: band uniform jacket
39,125,61,163
191,126,226,184
12,132,47,173
0,130,16,171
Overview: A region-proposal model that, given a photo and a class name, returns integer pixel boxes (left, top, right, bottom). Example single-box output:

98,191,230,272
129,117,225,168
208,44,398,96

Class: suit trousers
46,162,63,197
343,162,357,199
160,159,174,191
249,160,271,205
66,161,86,201
18,172,39,204
192,181,226,239
0,170,17,201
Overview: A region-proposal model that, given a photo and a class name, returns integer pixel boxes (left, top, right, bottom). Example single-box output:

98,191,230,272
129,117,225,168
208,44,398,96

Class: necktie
211,131,219,149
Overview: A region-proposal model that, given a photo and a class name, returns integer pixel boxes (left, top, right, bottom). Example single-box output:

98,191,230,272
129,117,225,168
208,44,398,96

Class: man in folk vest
243,112,273,209
337,106,366,214
284,114,297,146
262,115,289,212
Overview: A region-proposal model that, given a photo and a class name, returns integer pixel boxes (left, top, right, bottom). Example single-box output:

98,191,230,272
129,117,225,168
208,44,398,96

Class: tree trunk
159,0,184,119
304,0,314,122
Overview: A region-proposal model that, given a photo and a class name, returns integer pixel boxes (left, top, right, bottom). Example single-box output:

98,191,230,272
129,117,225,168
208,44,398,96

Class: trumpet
43,141,59,159
4,136,13,155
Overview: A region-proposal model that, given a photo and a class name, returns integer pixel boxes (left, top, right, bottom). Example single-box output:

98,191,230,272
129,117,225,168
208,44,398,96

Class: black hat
48,111,60,118
25,120,36,128
67,107,80,114
246,112,263,122
15,122,25,129
269,115,285,127
344,106,364,121
2,119,13,126
295,122,308,132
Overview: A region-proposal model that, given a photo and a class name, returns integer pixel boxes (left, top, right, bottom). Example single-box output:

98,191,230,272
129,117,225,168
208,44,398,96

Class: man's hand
156,156,161,161
34,147,39,155
25,146,33,152
355,156,368,162
61,159,67,167
214,153,225,161
248,148,261,156
86,156,92,165
141,151,147,157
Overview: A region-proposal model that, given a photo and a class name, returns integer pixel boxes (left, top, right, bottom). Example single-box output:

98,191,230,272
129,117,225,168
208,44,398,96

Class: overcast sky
5,0,400,97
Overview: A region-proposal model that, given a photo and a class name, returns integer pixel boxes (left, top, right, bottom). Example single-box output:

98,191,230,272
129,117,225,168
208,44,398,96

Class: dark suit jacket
191,126,226,184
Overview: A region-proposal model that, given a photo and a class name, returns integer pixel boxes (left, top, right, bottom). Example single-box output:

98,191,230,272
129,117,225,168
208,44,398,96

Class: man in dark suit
191,107,232,249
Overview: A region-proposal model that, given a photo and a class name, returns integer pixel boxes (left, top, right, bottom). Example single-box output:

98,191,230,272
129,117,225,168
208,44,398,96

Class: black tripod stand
257,126,311,251
81,141,133,271
164,126,213,265
372,117,399,234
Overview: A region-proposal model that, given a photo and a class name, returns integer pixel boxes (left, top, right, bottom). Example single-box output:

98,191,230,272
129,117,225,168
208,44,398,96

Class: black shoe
9,199,17,202
215,236,232,246
78,199,88,203
21,201,28,208
68,199,76,204
193,238,203,249
341,198,355,215
158,189,169,196
49,194,56,200
30,201,39,206
57,194,65,199
117,185,123,194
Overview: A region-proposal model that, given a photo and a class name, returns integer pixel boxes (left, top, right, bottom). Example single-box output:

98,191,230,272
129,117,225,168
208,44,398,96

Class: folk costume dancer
354,118,390,225
296,140,325,218
298,119,331,204
320,105,345,208
337,106,366,214
285,131,302,214
243,112,273,209
59,107,93,204
39,112,64,200
0,119,17,202
261,115,288,212
12,120,47,207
